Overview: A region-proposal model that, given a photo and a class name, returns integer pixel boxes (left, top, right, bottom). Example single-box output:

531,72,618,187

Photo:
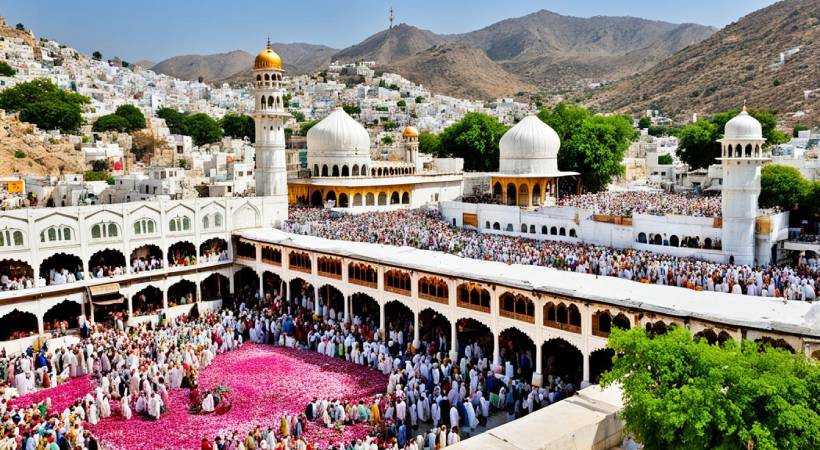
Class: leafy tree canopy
4,80,90,133
602,326,820,450
418,131,440,155
220,113,255,143
184,113,223,146
539,103,637,192
92,114,130,133
0,61,16,77
156,107,189,135
638,116,652,129
760,164,812,210
113,104,145,131
436,112,509,171
298,119,321,136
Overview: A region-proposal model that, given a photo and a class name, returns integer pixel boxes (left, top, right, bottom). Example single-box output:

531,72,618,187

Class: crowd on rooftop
556,191,723,218
284,208,818,301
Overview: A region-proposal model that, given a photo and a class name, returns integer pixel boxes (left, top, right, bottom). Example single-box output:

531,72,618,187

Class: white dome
724,109,763,140
307,108,371,158
499,115,561,175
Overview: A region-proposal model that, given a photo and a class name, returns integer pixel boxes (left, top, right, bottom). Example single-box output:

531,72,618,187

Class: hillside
151,43,338,82
0,115,84,177
382,43,535,100
452,10,716,90
583,0,820,125
333,23,447,64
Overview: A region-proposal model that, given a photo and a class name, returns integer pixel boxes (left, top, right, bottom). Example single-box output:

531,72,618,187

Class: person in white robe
201,393,215,413
147,392,162,420
121,390,132,420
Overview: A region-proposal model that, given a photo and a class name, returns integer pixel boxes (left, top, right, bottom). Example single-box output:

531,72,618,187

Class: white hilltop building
440,111,787,266
286,108,464,210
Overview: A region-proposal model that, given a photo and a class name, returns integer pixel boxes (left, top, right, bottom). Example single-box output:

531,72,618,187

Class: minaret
718,106,768,265
253,39,290,197
402,126,420,173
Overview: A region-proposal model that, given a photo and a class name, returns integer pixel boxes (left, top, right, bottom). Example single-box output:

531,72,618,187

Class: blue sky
3,0,778,62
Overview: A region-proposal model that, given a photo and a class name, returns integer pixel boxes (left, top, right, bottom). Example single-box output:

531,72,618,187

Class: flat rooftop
240,228,820,338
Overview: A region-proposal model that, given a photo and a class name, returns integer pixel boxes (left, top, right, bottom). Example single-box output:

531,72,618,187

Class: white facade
253,43,289,198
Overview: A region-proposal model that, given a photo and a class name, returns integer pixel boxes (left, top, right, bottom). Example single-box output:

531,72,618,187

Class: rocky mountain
332,23,447,64
450,10,716,90
133,59,155,68
382,43,536,100
151,43,338,82
0,115,84,177
583,0,820,125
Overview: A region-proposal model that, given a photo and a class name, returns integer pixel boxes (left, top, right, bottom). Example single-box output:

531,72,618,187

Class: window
457,283,491,313
133,218,156,236
289,251,312,273
543,301,582,333
40,226,74,243
91,222,120,240
499,292,535,323
202,212,224,230
0,229,25,248
169,215,192,232
385,269,411,295
348,262,378,287
418,276,448,304
261,246,282,265
318,256,342,279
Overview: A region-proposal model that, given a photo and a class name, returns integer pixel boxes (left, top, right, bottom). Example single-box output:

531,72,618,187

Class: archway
341,165,349,177
542,337,583,388
338,193,349,208
200,273,229,302
589,348,615,385
263,271,285,304
325,191,337,206
200,237,228,262
418,308,451,353
378,192,387,205
311,191,323,207
318,283,344,321
167,279,196,307
351,292,379,331
456,318,492,361
289,277,313,304
518,183,529,206
0,259,33,290
506,183,517,206
693,329,719,345
645,320,671,335
401,192,410,204
385,300,414,354
493,182,502,202
89,249,126,278
130,244,162,273
44,300,81,333
233,267,259,305
167,241,196,267
353,193,363,206
755,336,795,353
390,191,400,204
637,232,647,244
132,285,163,316
532,183,541,206
366,192,375,206
500,327,535,382
321,165,329,177
332,165,340,177
40,253,83,285
0,309,38,340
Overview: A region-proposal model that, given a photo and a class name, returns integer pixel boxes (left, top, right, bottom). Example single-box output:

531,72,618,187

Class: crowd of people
203,283,571,450
89,264,125,279
284,208,819,301
0,271,35,291
44,266,85,286
131,255,163,273
556,191,723,218
0,308,242,450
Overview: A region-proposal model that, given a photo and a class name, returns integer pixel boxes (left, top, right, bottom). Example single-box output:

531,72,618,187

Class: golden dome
402,126,419,138
254,40,282,70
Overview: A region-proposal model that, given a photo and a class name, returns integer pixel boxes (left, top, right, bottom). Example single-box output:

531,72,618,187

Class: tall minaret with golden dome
253,40,289,197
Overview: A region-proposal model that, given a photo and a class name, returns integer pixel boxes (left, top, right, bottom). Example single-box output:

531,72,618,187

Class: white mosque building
440,110,787,266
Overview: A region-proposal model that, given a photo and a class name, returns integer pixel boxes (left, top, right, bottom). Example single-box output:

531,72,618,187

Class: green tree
184,113,222,146
381,135,394,145
343,104,361,115
638,116,652,129
0,61,16,77
437,112,508,171
539,104,636,192
418,131,440,155
397,99,406,108
602,326,820,450
290,111,305,122
114,104,145,131
298,119,321,136
657,154,673,165
760,164,811,210
713,109,789,146
793,124,808,137
14,150,26,158
415,96,425,104
91,159,110,172
676,119,721,170
19,100,83,133
220,114,255,142
0,79,89,133
92,114,130,132
92,51,102,60
156,107,189,135
382,120,398,131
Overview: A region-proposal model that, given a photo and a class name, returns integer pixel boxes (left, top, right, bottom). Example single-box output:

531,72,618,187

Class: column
379,302,385,338
492,331,500,368
37,315,44,336
582,351,591,389
162,289,168,310
313,285,319,312
532,343,543,387
344,295,350,323
258,271,265,302
449,321,458,362
413,311,419,344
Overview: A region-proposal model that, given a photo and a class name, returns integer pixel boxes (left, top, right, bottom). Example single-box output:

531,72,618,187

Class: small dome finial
742,100,747,113
266,36,272,50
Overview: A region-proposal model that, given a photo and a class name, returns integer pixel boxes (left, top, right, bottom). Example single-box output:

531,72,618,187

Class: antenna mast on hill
389,7,395,29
